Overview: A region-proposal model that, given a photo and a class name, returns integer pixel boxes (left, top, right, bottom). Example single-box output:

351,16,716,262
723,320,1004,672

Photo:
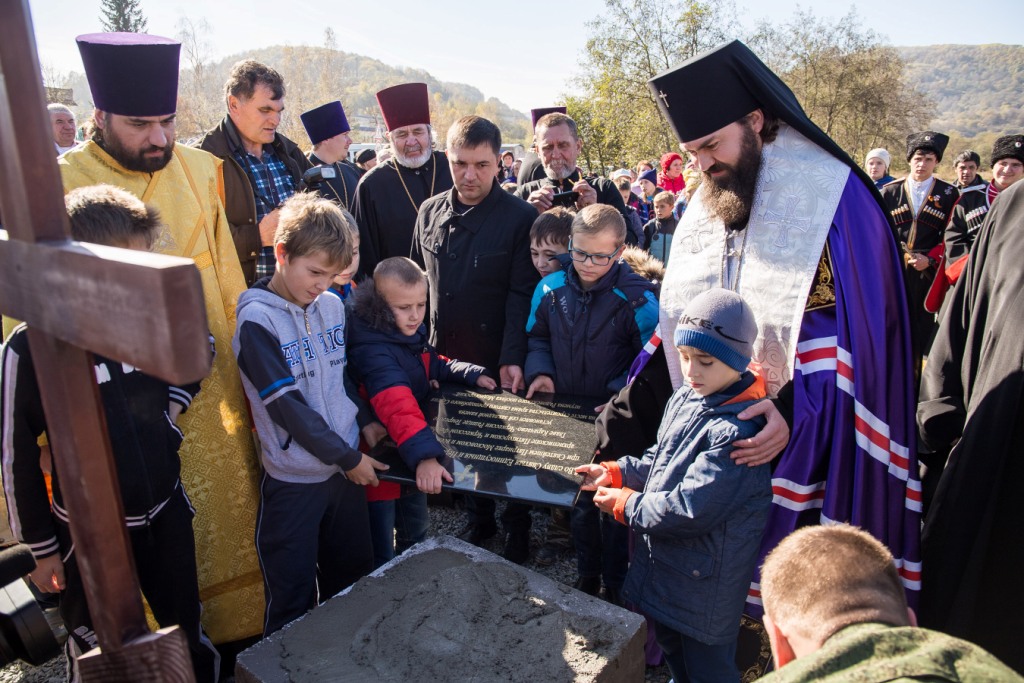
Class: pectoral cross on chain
764,195,813,249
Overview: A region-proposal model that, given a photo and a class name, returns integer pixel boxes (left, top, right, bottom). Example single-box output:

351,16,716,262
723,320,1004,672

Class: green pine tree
99,0,148,33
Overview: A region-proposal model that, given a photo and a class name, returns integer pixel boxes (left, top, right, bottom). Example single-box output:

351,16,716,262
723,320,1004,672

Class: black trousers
58,485,219,683
466,496,532,533
255,472,373,636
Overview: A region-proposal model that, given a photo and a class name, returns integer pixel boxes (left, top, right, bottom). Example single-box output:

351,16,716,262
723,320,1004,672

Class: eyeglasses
567,239,622,266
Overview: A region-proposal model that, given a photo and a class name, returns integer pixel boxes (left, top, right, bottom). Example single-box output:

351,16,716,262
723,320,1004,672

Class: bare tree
175,17,217,140
749,9,933,164
569,0,742,169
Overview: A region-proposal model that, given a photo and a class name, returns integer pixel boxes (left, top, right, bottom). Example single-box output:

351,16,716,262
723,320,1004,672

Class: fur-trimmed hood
622,246,667,285
348,278,428,346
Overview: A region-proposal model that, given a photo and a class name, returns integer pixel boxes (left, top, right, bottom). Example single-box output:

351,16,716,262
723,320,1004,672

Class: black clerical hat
647,40,898,241
991,135,1024,166
77,33,180,117
906,132,950,163
300,101,351,145
531,106,566,128
376,83,430,131
648,42,763,143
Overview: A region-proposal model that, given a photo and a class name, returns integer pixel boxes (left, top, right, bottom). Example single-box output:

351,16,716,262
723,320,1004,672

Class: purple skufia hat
301,101,351,145
530,106,566,127
77,32,180,117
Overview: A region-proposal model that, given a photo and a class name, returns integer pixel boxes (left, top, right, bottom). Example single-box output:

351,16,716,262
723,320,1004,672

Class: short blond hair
275,192,352,269
761,525,909,647
654,191,675,207
571,204,625,243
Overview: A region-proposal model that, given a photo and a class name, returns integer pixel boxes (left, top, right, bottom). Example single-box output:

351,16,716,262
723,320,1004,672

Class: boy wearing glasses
525,203,659,602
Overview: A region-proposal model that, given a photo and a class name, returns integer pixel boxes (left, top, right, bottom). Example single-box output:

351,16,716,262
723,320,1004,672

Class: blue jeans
653,620,738,683
368,487,429,568
572,490,628,588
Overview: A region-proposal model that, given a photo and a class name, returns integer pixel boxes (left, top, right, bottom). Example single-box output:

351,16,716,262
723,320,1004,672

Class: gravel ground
1,498,670,682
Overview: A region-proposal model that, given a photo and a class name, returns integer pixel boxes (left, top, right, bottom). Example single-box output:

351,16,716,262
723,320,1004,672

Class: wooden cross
0,1,209,679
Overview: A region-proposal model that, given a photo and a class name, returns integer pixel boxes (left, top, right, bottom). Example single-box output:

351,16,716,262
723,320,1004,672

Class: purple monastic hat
76,33,180,117
530,106,567,128
300,101,351,145
376,83,430,132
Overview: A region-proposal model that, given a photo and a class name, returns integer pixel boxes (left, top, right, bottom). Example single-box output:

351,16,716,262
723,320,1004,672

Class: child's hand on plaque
575,464,611,490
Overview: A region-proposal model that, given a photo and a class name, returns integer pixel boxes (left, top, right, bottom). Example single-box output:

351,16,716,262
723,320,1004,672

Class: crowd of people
7,29,1023,683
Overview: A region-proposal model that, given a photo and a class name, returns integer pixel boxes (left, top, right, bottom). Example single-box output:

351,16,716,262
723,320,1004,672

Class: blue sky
30,0,1023,113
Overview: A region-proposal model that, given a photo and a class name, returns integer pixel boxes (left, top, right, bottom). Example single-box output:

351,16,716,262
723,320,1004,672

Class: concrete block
236,535,646,682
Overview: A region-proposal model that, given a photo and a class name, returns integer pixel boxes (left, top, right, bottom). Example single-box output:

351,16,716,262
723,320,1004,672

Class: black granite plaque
373,385,602,508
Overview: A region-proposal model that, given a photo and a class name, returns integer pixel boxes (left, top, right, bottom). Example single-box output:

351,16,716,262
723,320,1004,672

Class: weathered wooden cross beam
0,1,211,679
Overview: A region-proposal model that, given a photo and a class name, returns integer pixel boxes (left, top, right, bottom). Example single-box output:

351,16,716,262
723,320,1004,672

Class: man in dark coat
411,115,539,563
917,178,1024,675
197,59,310,285
515,112,628,223
879,132,959,377
952,149,987,191
300,100,361,213
353,83,453,278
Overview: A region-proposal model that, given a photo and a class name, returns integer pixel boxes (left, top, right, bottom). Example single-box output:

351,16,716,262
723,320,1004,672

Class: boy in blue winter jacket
525,203,659,603
347,257,496,565
577,288,772,683
233,193,387,636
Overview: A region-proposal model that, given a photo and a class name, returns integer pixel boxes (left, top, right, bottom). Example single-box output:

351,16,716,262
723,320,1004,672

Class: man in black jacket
411,115,539,563
197,60,310,285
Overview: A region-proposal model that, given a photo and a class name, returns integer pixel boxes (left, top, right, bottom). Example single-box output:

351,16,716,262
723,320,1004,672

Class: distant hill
898,44,1024,137
54,44,531,147
174,45,531,146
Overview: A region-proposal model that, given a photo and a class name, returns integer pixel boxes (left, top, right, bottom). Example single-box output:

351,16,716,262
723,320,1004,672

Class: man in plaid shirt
199,60,310,284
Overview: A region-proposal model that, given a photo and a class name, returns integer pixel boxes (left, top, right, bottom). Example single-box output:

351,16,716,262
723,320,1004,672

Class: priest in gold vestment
58,32,263,644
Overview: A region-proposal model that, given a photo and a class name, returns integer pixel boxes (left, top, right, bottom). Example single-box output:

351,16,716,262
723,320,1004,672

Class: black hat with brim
648,40,897,241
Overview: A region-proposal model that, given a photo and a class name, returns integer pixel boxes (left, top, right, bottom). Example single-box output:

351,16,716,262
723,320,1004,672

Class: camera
551,190,579,208
301,164,337,192
0,544,61,665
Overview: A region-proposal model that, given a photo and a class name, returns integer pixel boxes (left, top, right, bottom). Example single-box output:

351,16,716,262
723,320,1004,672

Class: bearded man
59,32,265,646
607,44,920,670
352,82,453,278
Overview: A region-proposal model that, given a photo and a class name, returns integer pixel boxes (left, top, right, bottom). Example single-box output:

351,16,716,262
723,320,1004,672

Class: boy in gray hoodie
233,193,387,635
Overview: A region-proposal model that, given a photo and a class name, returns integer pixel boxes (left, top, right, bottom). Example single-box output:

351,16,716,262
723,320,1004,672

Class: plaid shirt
232,147,297,280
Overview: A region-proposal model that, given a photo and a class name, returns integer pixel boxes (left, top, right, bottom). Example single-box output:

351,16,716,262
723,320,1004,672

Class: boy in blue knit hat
577,287,773,683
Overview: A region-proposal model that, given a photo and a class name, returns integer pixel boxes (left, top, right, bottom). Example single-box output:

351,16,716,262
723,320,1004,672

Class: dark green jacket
761,623,1022,682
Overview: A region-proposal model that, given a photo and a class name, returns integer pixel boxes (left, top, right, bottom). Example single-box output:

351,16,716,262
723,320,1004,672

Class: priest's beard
394,149,432,169
94,125,174,173
700,124,762,229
